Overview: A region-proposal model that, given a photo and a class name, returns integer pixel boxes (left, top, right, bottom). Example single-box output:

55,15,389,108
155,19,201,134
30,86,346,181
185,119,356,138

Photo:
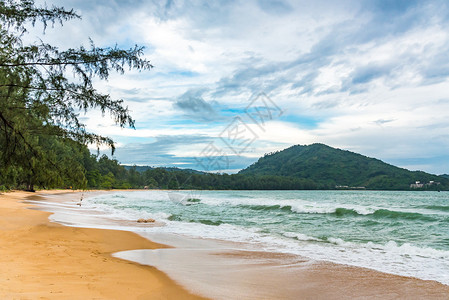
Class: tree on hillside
0,0,152,190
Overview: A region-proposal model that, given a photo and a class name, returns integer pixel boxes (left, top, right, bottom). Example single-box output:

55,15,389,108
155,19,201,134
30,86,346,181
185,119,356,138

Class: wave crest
235,203,438,221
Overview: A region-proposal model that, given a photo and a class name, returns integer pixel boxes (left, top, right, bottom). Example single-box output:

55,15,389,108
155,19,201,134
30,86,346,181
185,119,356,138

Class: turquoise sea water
82,190,449,284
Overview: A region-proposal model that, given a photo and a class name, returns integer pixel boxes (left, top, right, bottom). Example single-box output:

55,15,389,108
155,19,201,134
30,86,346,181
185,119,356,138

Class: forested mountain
110,143,448,191
239,143,448,190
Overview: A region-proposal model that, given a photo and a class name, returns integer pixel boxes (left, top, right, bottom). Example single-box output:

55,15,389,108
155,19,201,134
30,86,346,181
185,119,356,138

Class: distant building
410,181,424,188
410,180,440,189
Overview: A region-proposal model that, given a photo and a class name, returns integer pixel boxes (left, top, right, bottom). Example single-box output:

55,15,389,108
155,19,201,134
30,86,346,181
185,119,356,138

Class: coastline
3,189,449,299
0,190,206,299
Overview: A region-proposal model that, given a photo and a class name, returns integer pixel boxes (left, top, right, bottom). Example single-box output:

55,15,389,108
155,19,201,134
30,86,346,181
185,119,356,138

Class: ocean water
76,190,449,285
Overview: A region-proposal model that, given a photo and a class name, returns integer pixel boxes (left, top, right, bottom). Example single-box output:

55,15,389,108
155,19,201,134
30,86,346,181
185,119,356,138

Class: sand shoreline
2,190,449,299
0,190,206,299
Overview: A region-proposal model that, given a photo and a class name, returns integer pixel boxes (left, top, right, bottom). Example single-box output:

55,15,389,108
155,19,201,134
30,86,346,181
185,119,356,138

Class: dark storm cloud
174,89,221,122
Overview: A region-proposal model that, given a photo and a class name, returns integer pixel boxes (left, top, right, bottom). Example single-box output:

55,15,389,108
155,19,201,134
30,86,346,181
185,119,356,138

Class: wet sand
116,233,449,300
0,190,205,299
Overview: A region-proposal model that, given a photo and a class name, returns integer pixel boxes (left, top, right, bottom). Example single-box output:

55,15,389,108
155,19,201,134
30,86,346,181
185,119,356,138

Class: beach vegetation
0,0,152,190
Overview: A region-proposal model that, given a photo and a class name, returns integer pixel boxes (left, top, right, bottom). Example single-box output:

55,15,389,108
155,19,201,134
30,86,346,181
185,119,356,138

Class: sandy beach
2,190,449,300
0,190,205,299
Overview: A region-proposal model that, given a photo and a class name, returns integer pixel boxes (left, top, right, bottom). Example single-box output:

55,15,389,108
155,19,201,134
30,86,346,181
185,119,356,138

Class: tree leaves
0,0,152,190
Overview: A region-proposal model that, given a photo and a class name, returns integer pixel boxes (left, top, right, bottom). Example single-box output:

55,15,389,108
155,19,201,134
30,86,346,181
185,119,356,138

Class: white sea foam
194,194,393,216
40,190,449,286
156,221,449,285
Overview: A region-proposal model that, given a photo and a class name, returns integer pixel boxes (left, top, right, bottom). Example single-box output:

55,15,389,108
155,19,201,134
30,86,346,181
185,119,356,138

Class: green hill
239,143,449,190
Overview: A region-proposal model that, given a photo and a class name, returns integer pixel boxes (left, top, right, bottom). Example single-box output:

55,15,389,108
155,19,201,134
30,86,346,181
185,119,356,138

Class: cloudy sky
32,0,449,174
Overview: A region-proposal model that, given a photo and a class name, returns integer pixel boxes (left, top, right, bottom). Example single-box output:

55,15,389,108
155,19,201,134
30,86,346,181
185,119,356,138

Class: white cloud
26,0,449,174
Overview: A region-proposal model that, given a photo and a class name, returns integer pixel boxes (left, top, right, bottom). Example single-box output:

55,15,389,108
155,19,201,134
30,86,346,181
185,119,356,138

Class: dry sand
0,190,206,299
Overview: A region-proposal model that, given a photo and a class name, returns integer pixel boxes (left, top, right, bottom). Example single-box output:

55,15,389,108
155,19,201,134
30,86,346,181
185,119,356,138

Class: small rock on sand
137,218,155,223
